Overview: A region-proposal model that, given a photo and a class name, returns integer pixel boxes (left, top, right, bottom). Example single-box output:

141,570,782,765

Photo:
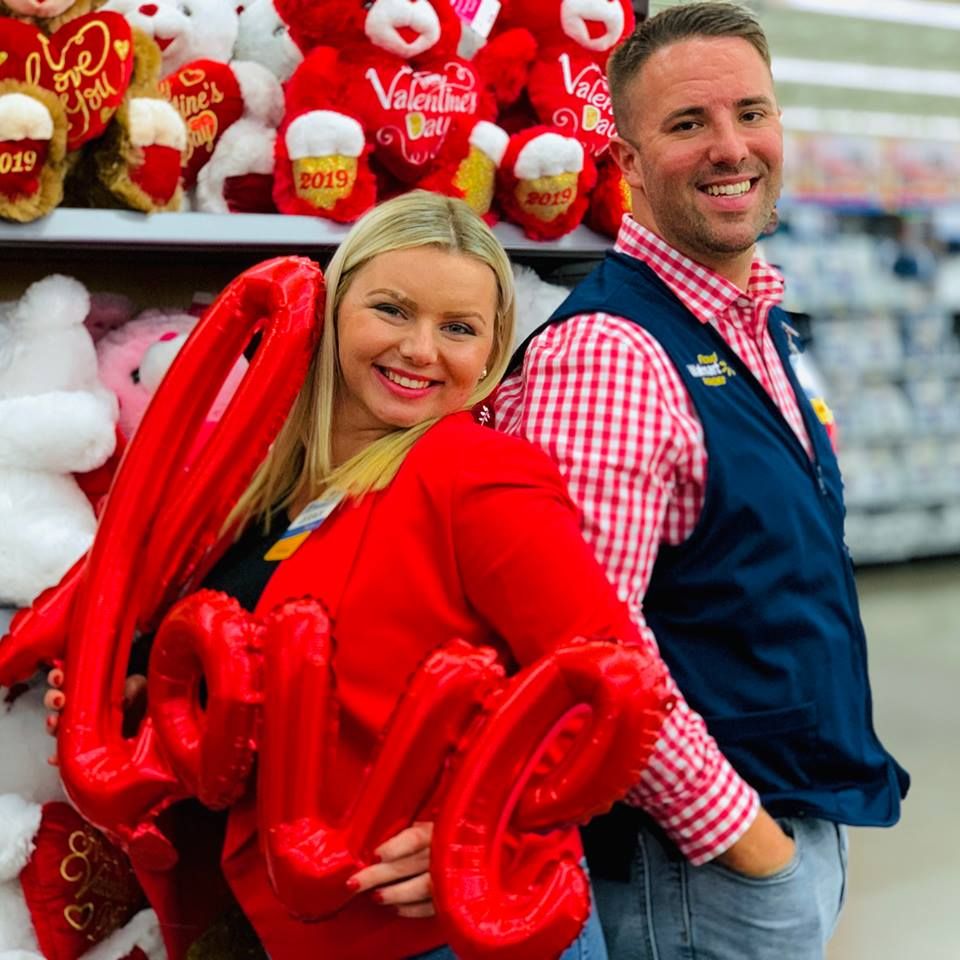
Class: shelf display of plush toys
0,0,632,239
0,0,186,221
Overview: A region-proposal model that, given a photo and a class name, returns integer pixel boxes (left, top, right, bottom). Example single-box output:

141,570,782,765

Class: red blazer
222,413,641,960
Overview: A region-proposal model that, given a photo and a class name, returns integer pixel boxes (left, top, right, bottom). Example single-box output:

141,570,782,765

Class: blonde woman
50,192,664,958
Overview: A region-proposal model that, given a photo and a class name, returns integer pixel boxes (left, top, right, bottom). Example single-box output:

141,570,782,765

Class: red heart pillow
0,13,135,150
19,801,148,960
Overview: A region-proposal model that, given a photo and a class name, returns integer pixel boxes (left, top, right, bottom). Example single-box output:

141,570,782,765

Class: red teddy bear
491,0,635,238
271,0,543,223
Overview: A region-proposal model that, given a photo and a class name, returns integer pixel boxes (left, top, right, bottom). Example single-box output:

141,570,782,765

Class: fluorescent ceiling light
783,106,960,141
773,57,960,97
765,0,960,30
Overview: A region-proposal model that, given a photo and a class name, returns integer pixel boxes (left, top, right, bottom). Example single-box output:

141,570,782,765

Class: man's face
613,36,783,275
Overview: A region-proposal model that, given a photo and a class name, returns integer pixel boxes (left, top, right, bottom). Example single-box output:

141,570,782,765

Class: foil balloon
432,640,673,960
147,590,264,810
45,257,323,867
260,616,505,920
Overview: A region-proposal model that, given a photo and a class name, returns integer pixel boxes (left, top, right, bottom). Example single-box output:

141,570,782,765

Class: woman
49,191,664,959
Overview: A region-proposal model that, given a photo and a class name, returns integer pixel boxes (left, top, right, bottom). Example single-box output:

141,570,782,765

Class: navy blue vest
511,252,908,825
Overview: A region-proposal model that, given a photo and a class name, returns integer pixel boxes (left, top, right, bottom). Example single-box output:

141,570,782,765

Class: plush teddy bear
488,0,634,238
104,0,285,211
0,276,118,609
234,0,303,83
0,679,163,960
0,0,186,220
95,307,247,451
271,0,552,223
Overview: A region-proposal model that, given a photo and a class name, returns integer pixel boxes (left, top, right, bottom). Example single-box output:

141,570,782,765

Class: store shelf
3,209,612,258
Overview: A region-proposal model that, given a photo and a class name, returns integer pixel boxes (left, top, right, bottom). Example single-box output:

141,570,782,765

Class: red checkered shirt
496,217,813,864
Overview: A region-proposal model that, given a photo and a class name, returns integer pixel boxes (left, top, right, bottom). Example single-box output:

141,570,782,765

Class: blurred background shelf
2,209,612,259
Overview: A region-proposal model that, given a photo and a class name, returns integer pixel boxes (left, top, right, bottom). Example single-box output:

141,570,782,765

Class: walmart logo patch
687,353,737,387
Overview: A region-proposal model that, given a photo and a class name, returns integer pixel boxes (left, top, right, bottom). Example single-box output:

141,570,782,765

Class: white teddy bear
0,276,118,609
234,0,304,82
0,679,163,959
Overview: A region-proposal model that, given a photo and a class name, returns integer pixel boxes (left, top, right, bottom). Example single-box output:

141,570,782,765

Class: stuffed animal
95,307,247,447
102,0,238,75
234,0,303,82
104,0,285,211
0,276,118,609
488,0,634,238
271,0,547,223
0,0,186,220
0,679,163,960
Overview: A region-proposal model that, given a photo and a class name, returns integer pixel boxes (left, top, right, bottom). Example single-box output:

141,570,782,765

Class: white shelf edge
4,209,612,256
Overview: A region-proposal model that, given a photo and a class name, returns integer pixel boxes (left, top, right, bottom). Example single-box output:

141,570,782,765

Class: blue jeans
592,816,848,960
410,896,607,960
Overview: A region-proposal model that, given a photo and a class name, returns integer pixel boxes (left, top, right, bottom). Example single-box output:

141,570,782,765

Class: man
496,4,908,958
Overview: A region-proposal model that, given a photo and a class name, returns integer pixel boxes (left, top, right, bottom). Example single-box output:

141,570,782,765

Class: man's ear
609,137,644,190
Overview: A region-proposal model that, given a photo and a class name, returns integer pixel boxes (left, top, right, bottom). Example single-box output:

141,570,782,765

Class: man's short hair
609,2,771,136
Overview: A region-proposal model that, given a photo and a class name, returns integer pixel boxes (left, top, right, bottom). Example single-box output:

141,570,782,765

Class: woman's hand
348,821,435,918
44,668,148,762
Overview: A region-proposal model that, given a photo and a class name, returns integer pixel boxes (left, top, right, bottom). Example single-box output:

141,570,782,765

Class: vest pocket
703,701,818,792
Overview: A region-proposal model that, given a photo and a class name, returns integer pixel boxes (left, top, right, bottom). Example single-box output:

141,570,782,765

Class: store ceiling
648,0,960,138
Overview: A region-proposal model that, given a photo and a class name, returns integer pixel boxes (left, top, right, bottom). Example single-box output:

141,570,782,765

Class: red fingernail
46,716,57,731
371,890,385,904
51,693,65,709
345,877,360,892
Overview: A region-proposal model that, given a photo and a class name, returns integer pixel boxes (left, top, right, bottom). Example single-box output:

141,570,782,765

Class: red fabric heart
0,13,135,150
129,142,182,203
528,52,618,157
160,59,244,188
20,801,147,960
0,137,48,200
356,58,480,183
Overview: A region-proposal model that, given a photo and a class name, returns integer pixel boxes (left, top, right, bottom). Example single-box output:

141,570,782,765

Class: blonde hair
230,191,516,531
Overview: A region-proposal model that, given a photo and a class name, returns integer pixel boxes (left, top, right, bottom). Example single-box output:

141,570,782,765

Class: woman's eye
444,322,476,336
375,303,404,318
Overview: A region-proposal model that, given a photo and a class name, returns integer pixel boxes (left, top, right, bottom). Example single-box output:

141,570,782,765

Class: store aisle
829,560,960,960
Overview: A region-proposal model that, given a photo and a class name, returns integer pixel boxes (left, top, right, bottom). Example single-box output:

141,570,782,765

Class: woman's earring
480,367,488,381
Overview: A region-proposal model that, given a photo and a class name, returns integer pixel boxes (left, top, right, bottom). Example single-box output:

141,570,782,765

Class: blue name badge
264,490,345,561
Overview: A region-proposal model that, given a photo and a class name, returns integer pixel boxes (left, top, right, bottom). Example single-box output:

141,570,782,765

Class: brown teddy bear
0,0,186,221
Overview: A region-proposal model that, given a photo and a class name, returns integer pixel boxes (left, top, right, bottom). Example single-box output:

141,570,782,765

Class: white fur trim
78,909,164,960
286,112,364,160
515,134,585,180
0,94,54,142
128,98,187,151
469,121,509,166
0,795,42,881
196,119,276,212
560,0,624,53
230,61,284,127
364,0,441,59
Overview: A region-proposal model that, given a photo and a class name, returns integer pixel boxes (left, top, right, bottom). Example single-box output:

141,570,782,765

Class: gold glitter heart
114,39,130,59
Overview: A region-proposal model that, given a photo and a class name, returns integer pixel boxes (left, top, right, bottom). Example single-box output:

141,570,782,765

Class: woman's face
334,246,497,448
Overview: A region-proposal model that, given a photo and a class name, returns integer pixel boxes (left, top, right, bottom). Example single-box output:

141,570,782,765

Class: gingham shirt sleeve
497,313,759,864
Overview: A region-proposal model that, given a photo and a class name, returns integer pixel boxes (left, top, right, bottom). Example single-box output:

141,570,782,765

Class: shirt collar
613,216,785,327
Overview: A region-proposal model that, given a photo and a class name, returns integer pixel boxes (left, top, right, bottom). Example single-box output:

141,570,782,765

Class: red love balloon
260,615,505,920
147,590,264,810
432,641,673,960
50,257,322,867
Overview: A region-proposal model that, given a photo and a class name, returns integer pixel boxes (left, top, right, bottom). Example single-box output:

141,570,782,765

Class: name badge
264,490,345,561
